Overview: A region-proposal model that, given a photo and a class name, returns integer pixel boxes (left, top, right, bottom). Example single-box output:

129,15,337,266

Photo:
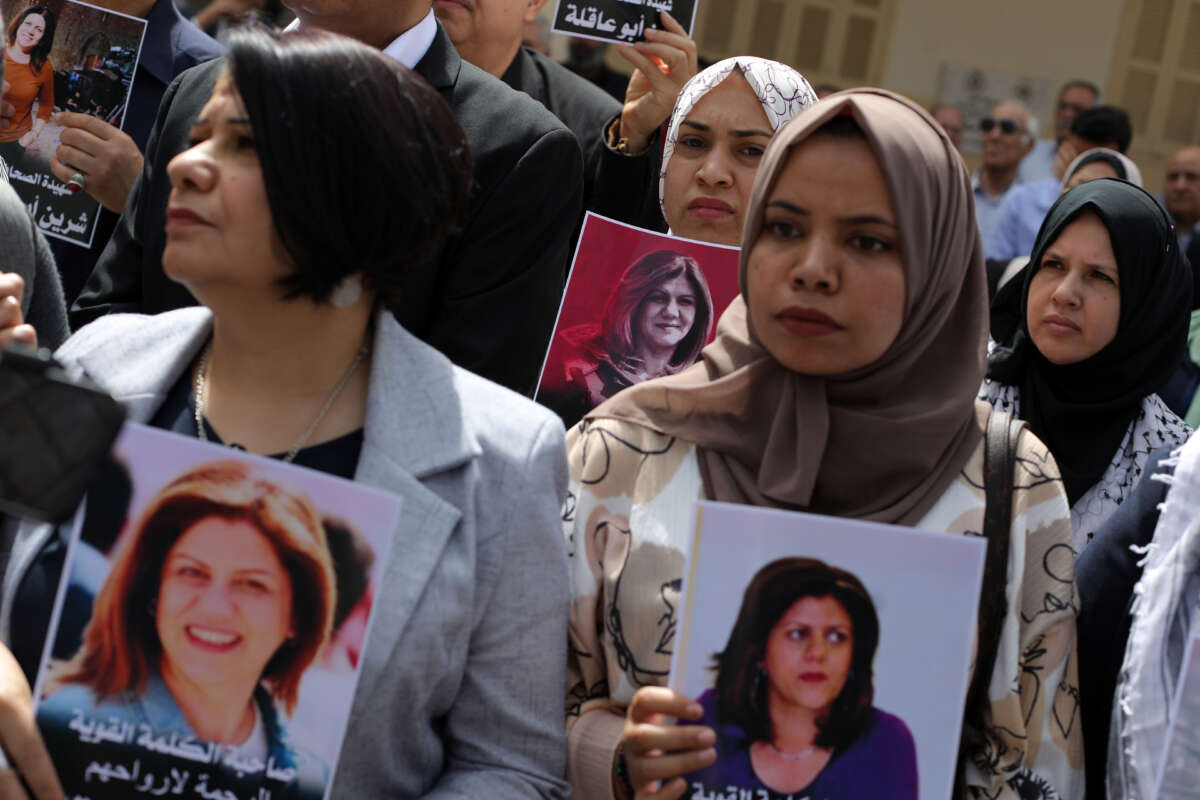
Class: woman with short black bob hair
0,25,572,800
221,27,471,306
686,557,916,797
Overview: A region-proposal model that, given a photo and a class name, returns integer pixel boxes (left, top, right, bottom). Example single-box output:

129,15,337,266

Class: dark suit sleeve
429,126,583,395
69,72,185,330
1076,442,1176,800
587,114,666,232
1187,234,1200,309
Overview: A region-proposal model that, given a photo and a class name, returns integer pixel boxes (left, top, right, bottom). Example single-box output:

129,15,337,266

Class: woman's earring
330,275,363,308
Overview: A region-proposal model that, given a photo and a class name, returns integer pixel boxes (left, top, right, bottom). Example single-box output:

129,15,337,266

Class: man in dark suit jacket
71,0,583,396
432,0,618,210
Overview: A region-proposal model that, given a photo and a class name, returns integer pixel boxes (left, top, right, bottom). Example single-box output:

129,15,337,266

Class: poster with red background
536,212,740,428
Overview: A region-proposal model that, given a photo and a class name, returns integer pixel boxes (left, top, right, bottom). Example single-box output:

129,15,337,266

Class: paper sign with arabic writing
550,0,696,44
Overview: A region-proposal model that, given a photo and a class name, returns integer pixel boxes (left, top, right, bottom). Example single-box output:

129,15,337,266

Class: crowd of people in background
0,0,1199,798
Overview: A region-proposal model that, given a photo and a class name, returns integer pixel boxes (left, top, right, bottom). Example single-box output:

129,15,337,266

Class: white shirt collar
283,9,437,69
381,9,437,69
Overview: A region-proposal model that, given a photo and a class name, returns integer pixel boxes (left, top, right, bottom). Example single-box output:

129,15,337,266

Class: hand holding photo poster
551,0,696,44
536,211,739,428
32,423,400,800
0,0,145,247
669,501,986,800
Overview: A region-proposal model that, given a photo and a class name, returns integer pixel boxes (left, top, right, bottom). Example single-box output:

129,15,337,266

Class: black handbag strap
954,406,1023,798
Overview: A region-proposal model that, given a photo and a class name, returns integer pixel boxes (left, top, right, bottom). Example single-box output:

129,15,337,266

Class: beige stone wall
543,0,1197,192
882,0,1123,129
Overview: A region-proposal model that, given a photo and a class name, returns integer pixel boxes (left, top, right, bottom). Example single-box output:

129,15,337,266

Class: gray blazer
0,173,68,349
1,307,571,798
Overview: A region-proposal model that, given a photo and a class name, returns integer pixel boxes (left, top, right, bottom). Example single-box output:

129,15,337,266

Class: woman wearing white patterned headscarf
657,57,817,246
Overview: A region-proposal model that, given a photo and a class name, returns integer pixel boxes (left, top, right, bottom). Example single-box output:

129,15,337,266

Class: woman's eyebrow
765,200,808,215
230,567,281,578
681,119,771,138
840,215,897,228
765,201,896,229
1044,248,1119,272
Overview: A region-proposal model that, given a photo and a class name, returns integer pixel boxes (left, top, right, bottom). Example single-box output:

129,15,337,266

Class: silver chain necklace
193,340,370,463
767,743,817,762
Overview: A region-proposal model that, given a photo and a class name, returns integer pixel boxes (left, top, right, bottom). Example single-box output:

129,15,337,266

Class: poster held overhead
670,500,986,800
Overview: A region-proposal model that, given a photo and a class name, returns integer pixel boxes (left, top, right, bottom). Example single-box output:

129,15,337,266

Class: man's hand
0,81,14,130
1052,139,1082,182
0,274,35,349
49,112,144,213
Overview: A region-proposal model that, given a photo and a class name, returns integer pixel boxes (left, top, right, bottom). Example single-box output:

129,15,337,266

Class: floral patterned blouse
564,401,1085,800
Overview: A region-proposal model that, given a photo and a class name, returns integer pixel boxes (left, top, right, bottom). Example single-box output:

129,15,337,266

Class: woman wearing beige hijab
564,90,1084,800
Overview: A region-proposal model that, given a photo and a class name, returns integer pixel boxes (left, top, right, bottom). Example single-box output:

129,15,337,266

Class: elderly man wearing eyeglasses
971,100,1036,243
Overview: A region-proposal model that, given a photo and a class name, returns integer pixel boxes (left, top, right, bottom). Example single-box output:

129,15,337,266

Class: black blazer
501,46,618,211
1076,443,1174,800
71,24,584,395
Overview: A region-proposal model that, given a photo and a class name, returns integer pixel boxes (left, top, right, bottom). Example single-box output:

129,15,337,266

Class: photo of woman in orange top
0,4,56,145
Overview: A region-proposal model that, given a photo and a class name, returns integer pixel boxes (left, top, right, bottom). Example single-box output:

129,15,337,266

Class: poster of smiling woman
32,423,400,800
536,212,740,429
670,501,986,800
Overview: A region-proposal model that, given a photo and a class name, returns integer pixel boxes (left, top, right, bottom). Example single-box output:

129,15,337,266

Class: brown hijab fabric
589,89,989,526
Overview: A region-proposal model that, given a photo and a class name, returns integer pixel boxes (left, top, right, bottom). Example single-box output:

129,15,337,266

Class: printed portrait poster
31,423,401,800
669,500,987,800
0,0,146,248
551,0,697,44
1155,631,1200,800
535,211,740,428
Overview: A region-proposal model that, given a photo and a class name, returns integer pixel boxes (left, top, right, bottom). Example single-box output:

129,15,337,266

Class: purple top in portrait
685,689,918,800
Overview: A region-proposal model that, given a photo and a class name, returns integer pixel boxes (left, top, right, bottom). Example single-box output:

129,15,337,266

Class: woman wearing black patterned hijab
982,178,1192,549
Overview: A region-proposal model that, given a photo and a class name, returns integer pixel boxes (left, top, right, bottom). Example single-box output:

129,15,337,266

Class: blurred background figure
972,100,1035,242
931,102,964,149
1165,146,1200,271
986,104,1132,261
1019,79,1099,183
